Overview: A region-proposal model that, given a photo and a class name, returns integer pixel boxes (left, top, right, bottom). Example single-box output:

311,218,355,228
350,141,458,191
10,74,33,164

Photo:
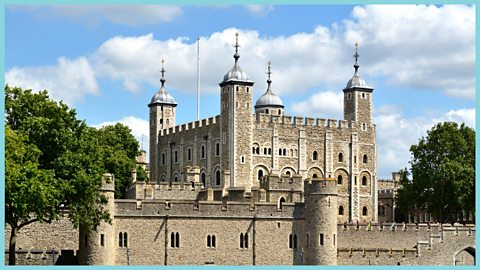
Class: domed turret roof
149,60,177,106
343,43,373,91
255,62,284,108
221,32,253,85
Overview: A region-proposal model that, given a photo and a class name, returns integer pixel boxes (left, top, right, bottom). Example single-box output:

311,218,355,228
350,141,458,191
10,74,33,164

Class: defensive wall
5,199,475,265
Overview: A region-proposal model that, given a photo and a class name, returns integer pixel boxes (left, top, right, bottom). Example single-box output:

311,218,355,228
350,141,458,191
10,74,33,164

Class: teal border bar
1,2,477,270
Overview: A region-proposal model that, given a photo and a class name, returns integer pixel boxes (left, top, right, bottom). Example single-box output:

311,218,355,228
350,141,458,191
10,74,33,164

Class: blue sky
5,4,476,179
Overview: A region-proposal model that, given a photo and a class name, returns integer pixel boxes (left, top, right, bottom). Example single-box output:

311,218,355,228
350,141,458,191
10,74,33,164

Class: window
247,87,249,92
174,176,178,182
268,148,272,155
256,147,260,155
362,206,368,216
187,148,192,161
257,169,264,180
201,173,206,187
288,234,297,249
241,156,245,164
207,235,216,248
278,197,286,210
160,119,163,124
290,149,293,157
174,150,178,163
319,233,324,246
263,148,267,155
338,153,343,162
266,109,269,114
279,148,282,155
354,156,357,163
312,151,318,161
240,233,248,249
119,232,128,247
333,233,336,246
252,147,256,154
162,153,166,165
278,109,281,115
337,175,343,185
100,234,104,247
201,145,205,159
85,234,88,247
285,171,291,176
363,154,368,164
306,233,309,247
236,86,239,92
216,143,220,157
215,170,221,186
362,176,367,186
170,232,180,248
313,173,318,179
283,149,286,156
339,205,344,215
362,93,365,98
355,176,357,185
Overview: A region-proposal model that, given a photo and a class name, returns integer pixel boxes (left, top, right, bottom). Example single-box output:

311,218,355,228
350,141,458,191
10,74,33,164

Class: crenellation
293,116,303,125
316,118,326,127
327,119,337,128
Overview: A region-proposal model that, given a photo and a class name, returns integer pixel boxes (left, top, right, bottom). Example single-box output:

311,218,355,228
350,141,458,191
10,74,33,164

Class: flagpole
196,37,200,121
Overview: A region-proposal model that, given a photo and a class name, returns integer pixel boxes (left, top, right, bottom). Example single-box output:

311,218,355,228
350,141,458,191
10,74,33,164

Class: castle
4,34,475,266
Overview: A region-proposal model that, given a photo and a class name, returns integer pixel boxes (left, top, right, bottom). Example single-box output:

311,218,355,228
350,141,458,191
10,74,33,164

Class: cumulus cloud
5,57,98,105
290,91,343,119
93,116,150,152
375,107,475,179
344,5,475,99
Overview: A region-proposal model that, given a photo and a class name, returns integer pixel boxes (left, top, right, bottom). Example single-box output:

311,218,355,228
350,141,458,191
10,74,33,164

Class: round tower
304,178,338,265
79,173,116,265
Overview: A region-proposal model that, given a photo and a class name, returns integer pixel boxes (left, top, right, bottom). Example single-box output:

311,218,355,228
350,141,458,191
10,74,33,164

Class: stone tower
304,178,338,265
219,33,254,192
148,60,177,183
79,173,116,265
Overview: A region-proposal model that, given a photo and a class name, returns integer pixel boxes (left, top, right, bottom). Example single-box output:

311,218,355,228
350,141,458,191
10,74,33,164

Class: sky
4,4,476,179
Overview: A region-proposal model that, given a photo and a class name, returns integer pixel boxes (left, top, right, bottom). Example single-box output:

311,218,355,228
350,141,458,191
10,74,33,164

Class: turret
254,61,284,115
149,60,177,183
79,173,116,265
304,178,338,265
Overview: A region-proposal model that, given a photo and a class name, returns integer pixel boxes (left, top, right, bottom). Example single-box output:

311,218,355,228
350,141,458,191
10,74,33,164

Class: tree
395,122,475,223
5,85,110,265
97,123,140,198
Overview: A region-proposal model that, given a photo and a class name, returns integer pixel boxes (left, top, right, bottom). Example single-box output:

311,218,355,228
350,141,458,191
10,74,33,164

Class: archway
454,246,475,265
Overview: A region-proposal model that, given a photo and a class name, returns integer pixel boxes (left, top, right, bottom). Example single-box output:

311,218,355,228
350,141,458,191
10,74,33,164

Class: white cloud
344,5,475,99
5,57,98,105
245,5,274,17
290,91,343,119
93,116,150,152
374,107,475,179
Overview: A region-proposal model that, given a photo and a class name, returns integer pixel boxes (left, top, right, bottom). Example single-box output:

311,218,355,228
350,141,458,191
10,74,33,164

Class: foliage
97,123,139,198
136,165,149,182
4,85,111,264
395,122,475,223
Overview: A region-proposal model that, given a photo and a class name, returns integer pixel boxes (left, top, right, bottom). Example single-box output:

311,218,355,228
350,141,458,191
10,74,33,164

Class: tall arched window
363,154,368,163
293,234,298,249
283,149,287,156
339,205,344,215
278,197,286,210
123,232,128,247
263,148,267,155
338,153,343,162
279,148,282,155
240,233,244,248
215,170,221,186
174,150,178,163
257,169,264,180
162,153,166,165
312,151,318,161
201,172,206,187
362,206,368,216
256,147,260,155
176,232,180,248
337,175,343,185
201,145,205,159
187,148,192,161
216,143,220,156
268,148,272,155
362,176,367,186
119,232,123,247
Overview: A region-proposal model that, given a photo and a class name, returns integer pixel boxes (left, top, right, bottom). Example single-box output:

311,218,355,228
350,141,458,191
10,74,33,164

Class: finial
353,42,360,74
233,32,240,63
266,61,272,89
160,59,166,87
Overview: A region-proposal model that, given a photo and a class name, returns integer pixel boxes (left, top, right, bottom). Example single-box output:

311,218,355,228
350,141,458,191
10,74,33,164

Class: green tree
5,85,110,265
97,123,139,198
136,165,149,182
395,122,475,223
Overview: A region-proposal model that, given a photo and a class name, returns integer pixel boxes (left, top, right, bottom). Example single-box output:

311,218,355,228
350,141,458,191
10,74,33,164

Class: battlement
255,113,358,130
378,189,394,198
338,223,475,234
114,199,305,219
304,178,338,195
160,115,220,136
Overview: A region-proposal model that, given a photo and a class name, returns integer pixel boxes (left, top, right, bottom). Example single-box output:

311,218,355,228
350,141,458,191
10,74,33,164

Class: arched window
283,149,286,156
162,153,166,165
119,232,123,247
253,147,256,154
268,148,272,155
293,234,298,249
236,86,239,92
174,150,178,163
263,148,267,155
362,176,367,186
256,147,260,155
362,206,368,216
363,154,368,163
290,149,294,156
257,169,264,180
362,93,365,98
201,145,205,159
313,173,318,179
244,233,248,249
216,170,221,186
289,234,293,249
170,232,175,248
312,151,318,161
212,235,216,248
216,143,220,156
278,197,286,210
240,233,244,248
201,172,206,187
176,232,180,248
187,148,192,161
279,148,282,155
207,235,211,247
266,109,269,114
174,176,178,182
338,153,343,162
337,175,343,185
123,232,128,247
286,171,291,176
339,205,344,215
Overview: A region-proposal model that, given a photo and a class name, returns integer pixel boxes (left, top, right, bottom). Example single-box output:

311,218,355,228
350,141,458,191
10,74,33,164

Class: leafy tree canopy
395,122,475,223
